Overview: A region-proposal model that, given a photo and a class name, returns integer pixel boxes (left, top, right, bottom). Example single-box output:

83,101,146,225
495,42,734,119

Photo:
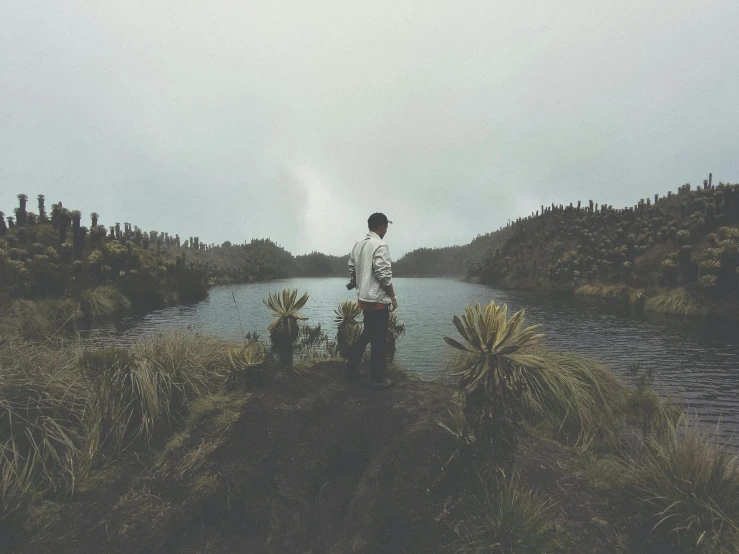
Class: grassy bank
393,182,739,320
574,282,739,320
1,299,737,553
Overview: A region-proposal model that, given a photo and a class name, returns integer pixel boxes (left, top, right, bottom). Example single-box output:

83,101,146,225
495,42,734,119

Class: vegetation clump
523,350,622,449
439,297,739,553
334,299,363,358
264,288,309,370
0,193,353,344
444,301,546,466
1,276,737,552
222,341,267,387
628,417,739,553
0,345,86,518
453,471,572,554
395,180,739,319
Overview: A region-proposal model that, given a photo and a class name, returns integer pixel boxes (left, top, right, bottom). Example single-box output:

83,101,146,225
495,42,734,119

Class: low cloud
2,0,738,257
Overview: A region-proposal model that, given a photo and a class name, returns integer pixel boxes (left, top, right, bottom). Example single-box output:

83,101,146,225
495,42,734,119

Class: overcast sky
2,1,738,257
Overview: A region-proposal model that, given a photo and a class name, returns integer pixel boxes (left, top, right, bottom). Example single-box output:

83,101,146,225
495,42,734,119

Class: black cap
368,212,392,229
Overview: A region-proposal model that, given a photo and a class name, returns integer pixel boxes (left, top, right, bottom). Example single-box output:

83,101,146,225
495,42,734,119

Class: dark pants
348,307,389,381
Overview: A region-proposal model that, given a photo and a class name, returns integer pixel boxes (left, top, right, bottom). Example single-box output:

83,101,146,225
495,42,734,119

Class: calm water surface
87,278,739,446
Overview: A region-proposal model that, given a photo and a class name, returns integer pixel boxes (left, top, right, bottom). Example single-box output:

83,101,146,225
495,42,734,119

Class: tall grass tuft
623,363,682,437
522,350,624,449
645,289,708,317
576,283,636,303
0,298,82,340
131,331,228,395
80,348,175,457
0,332,234,521
78,285,131,320
0,343,87,517
453,471,570,553
625,416,739,552
81,332,229,455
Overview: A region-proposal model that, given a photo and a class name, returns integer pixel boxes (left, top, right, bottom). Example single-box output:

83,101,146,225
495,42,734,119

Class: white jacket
349,231,393,304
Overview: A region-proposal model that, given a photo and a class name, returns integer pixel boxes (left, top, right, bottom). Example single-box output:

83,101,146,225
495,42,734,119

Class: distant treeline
0,194,352,316
393,229,513,277
185,243,350,283
6,176,737,317
393,176,739,315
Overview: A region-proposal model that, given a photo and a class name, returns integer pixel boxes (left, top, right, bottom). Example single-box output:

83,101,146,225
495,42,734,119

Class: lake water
87,277,739,446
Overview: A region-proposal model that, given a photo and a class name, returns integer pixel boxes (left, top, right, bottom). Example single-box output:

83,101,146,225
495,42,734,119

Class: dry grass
130,331,228,398
0,342,87,517
522,349,625,450
81,332,232,456
0,331,234,519
585,410,739,553
452,471,571,553
153,393,249,482
623,416,739,553
644,289,708,317
77,285,131,320
0,298,82,340
576,283,637,303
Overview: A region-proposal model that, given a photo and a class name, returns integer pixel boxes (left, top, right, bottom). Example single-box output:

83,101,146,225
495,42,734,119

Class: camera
346,280,356,290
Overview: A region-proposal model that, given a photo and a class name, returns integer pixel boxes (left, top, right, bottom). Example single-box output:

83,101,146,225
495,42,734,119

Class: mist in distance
1,0,738,257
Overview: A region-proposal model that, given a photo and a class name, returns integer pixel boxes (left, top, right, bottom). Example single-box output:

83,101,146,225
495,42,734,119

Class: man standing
346,212,398,388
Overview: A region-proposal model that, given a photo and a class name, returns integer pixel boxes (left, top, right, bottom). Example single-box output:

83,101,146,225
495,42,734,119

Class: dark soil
11,362,627,554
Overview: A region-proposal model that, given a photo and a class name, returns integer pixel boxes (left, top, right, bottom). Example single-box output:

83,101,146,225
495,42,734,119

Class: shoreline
460,275,739,322
2,333,737,553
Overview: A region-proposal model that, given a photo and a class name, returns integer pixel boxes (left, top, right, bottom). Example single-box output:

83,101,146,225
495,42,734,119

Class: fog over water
2,1,739,256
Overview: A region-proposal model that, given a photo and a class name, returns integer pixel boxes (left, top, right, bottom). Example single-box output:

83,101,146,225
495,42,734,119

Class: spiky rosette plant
342,323,363,358
387,311,406,363
333,300,362,358
226,342,266,370
444,301,546,464
223,342,267,387
264,289,309,370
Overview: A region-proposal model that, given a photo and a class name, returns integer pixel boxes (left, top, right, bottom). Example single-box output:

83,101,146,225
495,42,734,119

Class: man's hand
390,297,398,312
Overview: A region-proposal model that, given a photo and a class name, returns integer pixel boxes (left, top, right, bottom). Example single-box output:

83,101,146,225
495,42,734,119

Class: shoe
369,378,393,389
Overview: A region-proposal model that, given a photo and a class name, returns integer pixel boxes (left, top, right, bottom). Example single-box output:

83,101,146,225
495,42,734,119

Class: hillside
4,179,738,322
0,194,347,322
394,227,512,277
0,197,210,315
396,179,739,317
183,242,349,282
